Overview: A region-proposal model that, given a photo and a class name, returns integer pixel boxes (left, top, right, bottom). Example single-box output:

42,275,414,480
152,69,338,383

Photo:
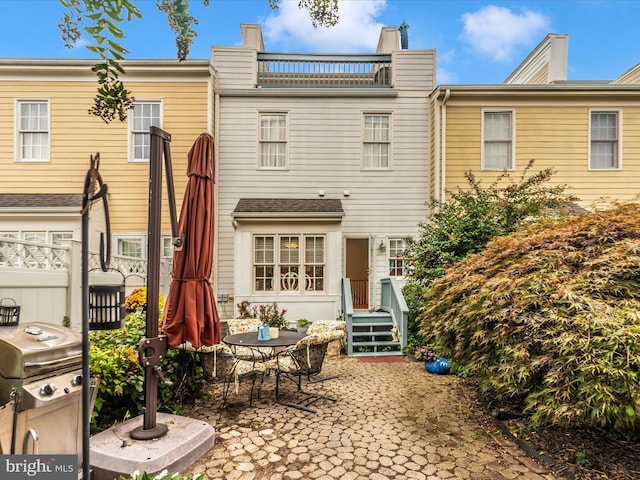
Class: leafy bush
90,312,208,431
404,161,577,286
419,203,640,429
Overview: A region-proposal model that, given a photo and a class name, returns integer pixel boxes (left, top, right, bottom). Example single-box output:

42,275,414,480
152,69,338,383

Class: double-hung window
16,99,49,162
590,111,620,169
388,239,407,277
363,114,390,168
483,110,514,170
130,101,162,162
259,113,287,168
254,234,325,293
115,235,146,259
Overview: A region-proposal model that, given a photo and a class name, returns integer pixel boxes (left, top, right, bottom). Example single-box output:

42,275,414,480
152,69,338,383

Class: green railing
380,277,408,351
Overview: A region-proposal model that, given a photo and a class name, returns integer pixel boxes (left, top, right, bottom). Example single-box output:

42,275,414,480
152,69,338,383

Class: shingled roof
0,193,83,209
232,198,344,218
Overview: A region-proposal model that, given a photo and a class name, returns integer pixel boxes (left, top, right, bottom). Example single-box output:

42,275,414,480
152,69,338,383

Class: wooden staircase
342,277,409,357
349,310,403,356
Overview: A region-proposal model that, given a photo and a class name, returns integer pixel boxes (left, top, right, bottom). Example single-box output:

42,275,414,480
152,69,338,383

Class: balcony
257,53,392,88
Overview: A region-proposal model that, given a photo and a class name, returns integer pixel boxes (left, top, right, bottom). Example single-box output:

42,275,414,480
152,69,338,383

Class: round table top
223,330,306,348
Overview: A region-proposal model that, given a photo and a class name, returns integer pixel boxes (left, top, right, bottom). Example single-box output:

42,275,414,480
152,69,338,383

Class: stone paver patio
184,355,558,480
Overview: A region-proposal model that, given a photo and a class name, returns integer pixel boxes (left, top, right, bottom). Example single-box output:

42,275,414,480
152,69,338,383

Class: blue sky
1,0,640,84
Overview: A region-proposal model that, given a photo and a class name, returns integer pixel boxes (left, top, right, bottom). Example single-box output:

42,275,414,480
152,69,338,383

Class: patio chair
263,333,337,413
195,342,266,417
306,320,346,382
226,318,275,360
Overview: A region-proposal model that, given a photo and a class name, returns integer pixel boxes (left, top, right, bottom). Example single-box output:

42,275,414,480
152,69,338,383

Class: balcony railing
257,53,392,88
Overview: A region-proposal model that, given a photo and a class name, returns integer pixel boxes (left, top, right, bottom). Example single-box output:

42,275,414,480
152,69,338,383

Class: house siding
0,72,210,234
443,102,640,205
215,93,430,305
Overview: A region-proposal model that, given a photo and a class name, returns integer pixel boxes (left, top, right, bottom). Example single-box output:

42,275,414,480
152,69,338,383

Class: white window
388,239,407,277
304,236,325,291
162,236,174,258
253,234,325,293
16,99,50,162
130,101,162,162
23,232,47,243
259,113,287,168
590,111,620,169
363,114,390,168
115,235,146,259
51,232,73,245
483,110,514,170
254,236,275,291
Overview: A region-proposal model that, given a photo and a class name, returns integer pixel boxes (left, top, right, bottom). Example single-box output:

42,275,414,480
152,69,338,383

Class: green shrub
419,203,640,429
90,312,208,431
404,160,576,286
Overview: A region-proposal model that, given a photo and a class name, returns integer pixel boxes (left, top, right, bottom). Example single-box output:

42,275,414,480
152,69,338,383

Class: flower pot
425,357,450,375
296,325,309,334
269,327,280,339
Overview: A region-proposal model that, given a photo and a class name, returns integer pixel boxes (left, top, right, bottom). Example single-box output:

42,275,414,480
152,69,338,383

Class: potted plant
296,318,311,334
258,303,287,339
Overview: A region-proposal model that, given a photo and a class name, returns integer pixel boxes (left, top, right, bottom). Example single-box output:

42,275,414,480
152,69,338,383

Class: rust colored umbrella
162,133,221,348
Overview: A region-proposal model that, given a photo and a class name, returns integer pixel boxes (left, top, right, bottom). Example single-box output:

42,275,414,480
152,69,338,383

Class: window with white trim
115,235,146,259
259,113,287,168
130,101,161,162
483,110,513,170
363,114,390,168
51,232,73,245
388,239,407,277
16,99,50,162
590,111,620,169
162,236,174,258
253,234,325,293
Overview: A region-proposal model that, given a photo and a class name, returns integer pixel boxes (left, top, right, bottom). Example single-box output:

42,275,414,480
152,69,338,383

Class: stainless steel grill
0,322,83,456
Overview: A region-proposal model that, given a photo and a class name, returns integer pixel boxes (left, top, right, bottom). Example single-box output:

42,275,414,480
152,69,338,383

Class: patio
183,355,557,480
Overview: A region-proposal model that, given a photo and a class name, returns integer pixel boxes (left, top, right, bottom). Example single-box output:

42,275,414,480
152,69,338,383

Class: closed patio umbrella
162,133,221,348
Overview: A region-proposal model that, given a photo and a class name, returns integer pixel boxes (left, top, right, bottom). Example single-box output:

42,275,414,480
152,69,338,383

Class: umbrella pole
130,126,173,440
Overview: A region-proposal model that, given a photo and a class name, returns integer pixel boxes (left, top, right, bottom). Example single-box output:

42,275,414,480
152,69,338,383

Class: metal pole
130,126,170,439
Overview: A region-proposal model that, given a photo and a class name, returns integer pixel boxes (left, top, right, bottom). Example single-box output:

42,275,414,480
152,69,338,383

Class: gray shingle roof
232,198,344,217
0,193,83,209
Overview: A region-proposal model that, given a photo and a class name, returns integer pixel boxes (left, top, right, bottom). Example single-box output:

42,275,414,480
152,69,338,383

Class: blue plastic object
257,324,271,341
425,357,450,374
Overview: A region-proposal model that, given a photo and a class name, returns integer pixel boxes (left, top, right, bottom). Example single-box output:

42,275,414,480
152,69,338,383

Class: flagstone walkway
183,355,559,480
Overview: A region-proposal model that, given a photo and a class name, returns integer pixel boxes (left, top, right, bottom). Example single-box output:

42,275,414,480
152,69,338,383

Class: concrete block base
90,413,214,480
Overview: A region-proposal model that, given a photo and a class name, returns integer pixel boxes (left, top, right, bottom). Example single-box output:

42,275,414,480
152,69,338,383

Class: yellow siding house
0,58,212,258
430,34,640,209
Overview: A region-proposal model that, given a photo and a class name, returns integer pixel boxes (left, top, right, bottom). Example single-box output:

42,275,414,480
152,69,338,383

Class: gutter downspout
440,88,451,204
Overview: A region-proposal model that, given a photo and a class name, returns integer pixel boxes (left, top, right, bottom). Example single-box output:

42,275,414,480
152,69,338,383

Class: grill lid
0,322,82,379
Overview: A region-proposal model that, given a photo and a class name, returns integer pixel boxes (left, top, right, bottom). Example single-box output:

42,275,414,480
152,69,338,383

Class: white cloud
263,0,388,53
459,6,550,62
436,67,457,85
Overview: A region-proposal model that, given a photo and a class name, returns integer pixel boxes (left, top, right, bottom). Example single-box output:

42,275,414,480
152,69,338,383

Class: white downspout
440,88,451,204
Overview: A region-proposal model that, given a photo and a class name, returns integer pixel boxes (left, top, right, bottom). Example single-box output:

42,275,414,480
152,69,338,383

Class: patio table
223,330,306,350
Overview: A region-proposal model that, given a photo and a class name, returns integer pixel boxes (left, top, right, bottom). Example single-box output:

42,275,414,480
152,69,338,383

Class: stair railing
341,278,355,355
380,278,409,352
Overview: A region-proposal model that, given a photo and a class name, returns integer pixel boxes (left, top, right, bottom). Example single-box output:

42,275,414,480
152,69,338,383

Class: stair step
352,321,393,328
350,351,405,357
350,341,401,347
352,333,395,340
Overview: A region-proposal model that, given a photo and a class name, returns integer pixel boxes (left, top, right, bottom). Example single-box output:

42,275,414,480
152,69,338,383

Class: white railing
0,238,69,270
257,53,392,88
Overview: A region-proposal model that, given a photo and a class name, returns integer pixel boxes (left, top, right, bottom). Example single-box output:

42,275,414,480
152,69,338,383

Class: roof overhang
231,198,345,223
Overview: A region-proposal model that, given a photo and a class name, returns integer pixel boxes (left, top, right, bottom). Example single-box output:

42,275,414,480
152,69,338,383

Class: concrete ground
183,355,559,480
